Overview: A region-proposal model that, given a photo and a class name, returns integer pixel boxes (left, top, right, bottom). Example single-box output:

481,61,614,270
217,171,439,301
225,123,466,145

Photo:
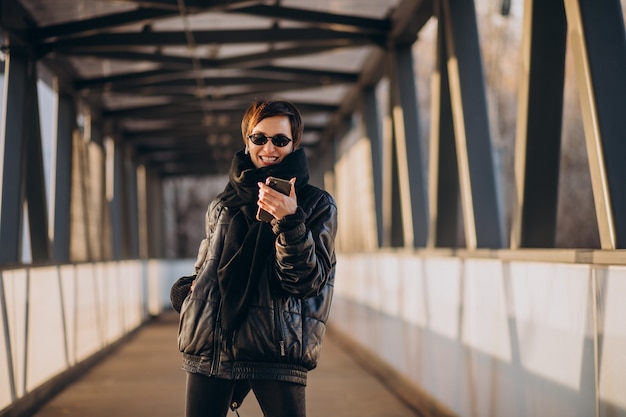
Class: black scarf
216,148,309,331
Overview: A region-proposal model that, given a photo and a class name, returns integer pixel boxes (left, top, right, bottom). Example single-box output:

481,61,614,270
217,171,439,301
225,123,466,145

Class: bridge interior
1,0,626,416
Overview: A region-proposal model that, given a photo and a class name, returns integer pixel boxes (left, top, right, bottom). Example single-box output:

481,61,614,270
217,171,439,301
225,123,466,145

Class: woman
170,98,338,417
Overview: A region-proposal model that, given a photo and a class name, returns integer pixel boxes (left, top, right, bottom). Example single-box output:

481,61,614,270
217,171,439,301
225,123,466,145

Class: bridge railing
332,249,626,417
3,250,626,417
0,258,193,416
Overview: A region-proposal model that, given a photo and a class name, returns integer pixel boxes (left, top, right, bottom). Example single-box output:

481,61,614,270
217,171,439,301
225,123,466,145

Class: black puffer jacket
175,183,337,386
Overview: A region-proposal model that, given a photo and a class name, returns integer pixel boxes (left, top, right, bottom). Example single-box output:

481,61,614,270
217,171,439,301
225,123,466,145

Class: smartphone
256,176,292,222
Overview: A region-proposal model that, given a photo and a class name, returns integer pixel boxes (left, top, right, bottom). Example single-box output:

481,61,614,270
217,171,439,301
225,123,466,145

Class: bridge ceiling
1,0,433,176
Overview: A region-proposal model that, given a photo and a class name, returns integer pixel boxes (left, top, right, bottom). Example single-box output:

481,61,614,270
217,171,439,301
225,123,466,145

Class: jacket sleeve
272,191,337,297
196,199,221,272
193,238,209,274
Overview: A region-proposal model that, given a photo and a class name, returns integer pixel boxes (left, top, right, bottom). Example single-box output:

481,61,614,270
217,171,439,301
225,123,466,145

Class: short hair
241,98,304,149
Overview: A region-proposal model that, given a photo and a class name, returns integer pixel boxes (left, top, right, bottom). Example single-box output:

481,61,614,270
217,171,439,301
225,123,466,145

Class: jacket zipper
209,207,225,377
273,298,286,357
211,302,223,375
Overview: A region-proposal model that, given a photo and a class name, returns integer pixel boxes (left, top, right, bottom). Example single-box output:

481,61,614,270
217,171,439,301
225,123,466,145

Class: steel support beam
362,87,384,248
389,43,428,248
511,0,567,249
563,0,626,249
23,62,50,262
0,51,50,263
125,145,140,259
52,93,75,263
388,115,405,248
429,14,460,248
110,140,127,260
378,52,404,248
0,53,27,264
440,0,503,249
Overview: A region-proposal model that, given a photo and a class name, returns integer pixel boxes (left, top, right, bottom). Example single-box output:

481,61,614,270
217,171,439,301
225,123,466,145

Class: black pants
185,372,306,417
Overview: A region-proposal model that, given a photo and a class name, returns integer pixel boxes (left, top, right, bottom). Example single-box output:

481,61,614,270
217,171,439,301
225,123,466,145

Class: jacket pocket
178,298,218,356
273,298,287,358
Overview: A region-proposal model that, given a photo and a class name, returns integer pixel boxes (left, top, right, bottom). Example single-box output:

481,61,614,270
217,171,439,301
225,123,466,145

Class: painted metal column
362,87,384,247
124,144,139,258
440,0,503,249
388,44,428,248
511,0,567,249
428,12,460,248
0,52,27,263
52,93,75,263
0,49,50,262
110,139,127,260
385,83,404,248
563,0,626,249
23,61,50,262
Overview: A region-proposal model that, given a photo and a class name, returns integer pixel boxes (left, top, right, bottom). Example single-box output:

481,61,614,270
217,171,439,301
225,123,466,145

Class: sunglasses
247,133,293,147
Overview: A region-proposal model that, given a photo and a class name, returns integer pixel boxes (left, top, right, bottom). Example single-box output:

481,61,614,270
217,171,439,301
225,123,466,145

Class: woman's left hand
257,177,297,220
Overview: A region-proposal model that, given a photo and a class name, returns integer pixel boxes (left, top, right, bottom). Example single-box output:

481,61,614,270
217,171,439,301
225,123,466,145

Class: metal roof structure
1,0,433,176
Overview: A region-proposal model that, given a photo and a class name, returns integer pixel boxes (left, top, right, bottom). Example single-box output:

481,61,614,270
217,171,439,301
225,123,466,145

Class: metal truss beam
0,50,50,263
389,44,428,248
52,93,75,263
124,145,140,259
440,0,503,249
110,141,127,260
511,0,567,249
229,4,391,34
0,53,27,264
362,87,384,248
23,61,50,262
41,28,385,51
429,15,460,248
563,0,626,249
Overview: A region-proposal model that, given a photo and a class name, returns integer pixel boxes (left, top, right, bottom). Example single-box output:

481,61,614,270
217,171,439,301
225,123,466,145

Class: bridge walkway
32,310,421,417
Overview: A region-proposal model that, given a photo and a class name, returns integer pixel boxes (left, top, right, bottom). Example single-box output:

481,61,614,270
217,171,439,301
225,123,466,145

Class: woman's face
248,115,294,169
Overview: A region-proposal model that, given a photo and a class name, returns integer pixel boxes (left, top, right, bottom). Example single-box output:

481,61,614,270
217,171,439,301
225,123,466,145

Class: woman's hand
257,177,297,220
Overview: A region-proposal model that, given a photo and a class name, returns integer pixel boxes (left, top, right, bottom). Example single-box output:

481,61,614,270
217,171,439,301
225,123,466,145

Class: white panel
362,255,382,311
0,272,14,409
463,259,511,361
74,263,102,361
509,262,590,390
0,260,151,414
3,269,27,398
94,263,108,343
399,256,427,326
424,257,462,339
378,253,402,317
350,255,370,303
333,254,353,299
59,265,76,366
103,262,122,344
146,259,162,316
26,267,67,391
599,266,626,411
117,262,129,331
123,262,143,332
